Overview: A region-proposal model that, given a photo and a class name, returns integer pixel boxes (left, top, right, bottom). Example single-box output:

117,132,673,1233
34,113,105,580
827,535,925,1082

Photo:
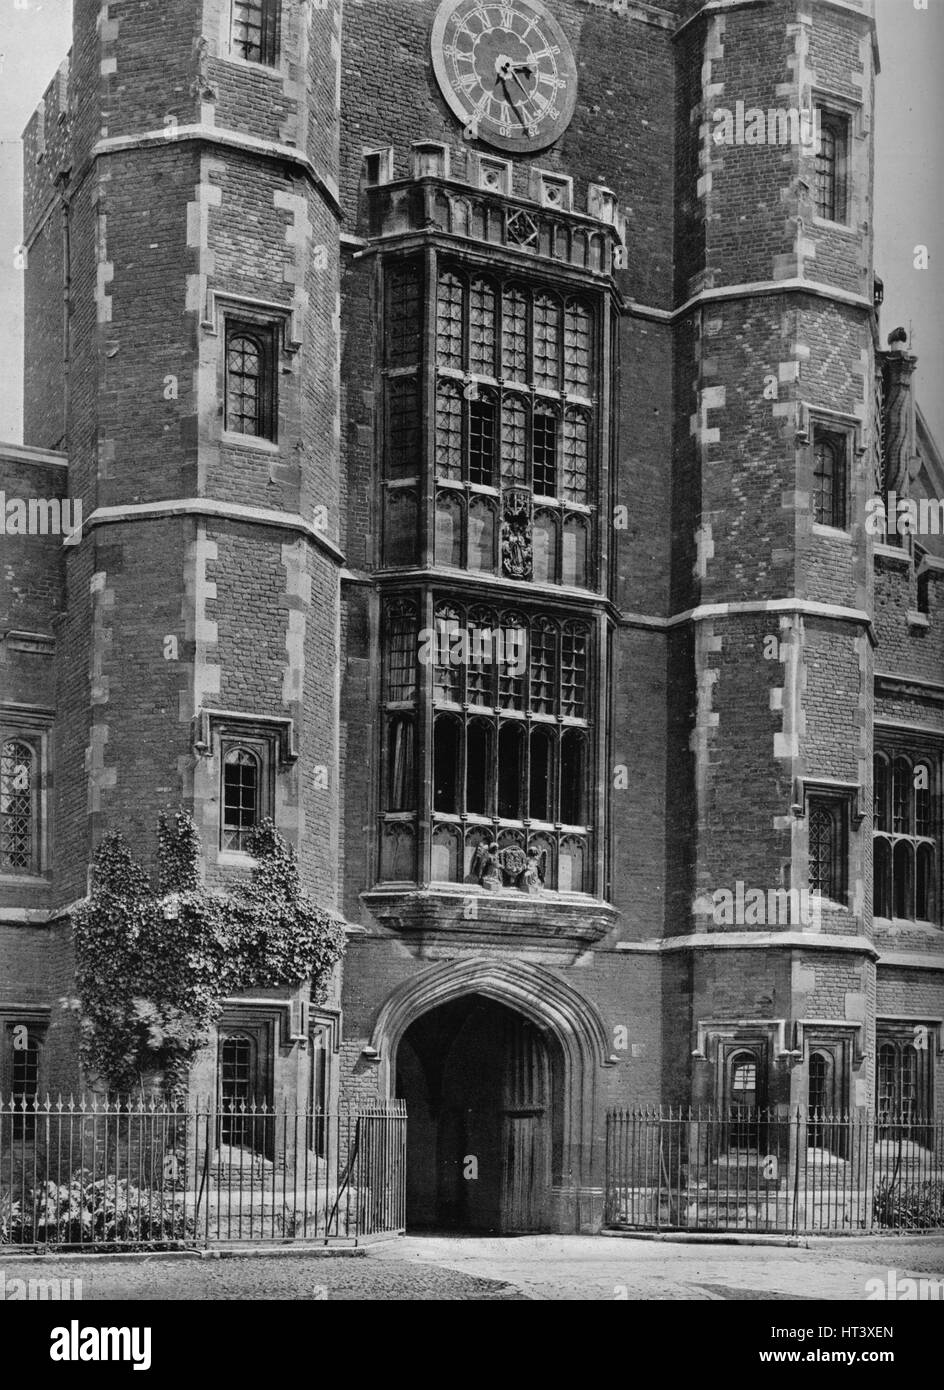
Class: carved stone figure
501,489,533,580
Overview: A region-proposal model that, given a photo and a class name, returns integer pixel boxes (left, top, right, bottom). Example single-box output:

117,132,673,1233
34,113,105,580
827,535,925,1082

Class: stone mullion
421,246,437,570
416,586,435,889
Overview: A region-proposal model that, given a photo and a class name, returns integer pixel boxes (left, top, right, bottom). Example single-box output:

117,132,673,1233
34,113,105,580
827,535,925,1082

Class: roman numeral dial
431,0,578,154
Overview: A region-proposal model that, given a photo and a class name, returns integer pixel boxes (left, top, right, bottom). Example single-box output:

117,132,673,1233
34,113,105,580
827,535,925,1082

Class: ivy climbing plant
69,812,346,1096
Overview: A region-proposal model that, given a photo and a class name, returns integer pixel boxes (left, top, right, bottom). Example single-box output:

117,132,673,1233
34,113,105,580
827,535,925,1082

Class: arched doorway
396,995,563,1233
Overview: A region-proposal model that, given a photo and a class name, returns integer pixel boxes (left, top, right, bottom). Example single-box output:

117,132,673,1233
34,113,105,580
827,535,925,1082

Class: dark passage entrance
396,995,561,1233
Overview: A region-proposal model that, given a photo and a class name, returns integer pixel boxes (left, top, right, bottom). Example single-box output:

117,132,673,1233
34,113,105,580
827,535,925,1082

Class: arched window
809,1052,829,1116
435,380,463,481
466,719,493,817
435,491,463,567
500,286,528,380
432,603,461,703
532,294,561,390
562,516,588,588
384,601,417,703
529,619,557,714
436,271,464,368
916,844,935,922
809,799,843,901
563,408,590,505
469,277,497,377
222,748,261,853
874,747,940,925
468,391,497,487
433,717,461,814
225,326,275,439
497,723,524,820
873,755,890,832
386,716,415,812
0,739,37,874
529,726,554,822
387,378,419,477
384,488,417,566
558,835,585,893
532,511,558,585
431,825,461,883
560,731,587,825
563,299,591,394
498,614,526,710
561,623,589,719
812,430,846,529
532,403,558,497
893,840,914,919
873,837,892,919
467,496,496,571
381,822,415,882
914,764,932,837
501,395,527,485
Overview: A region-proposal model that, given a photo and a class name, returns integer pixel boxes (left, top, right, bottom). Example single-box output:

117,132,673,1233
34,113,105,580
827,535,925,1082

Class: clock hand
498,75,530,132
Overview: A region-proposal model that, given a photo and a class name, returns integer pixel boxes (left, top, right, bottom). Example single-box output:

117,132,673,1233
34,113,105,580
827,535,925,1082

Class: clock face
431,0,578,154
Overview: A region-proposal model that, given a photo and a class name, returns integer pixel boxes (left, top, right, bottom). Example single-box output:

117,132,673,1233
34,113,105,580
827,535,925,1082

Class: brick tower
15,0,347,1100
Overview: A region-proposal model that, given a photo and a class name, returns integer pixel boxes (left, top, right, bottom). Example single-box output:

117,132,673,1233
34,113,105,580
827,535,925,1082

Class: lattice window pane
532,406,557,497
469,395,496,486
436,272,464,369
470,278,497,377
561,623,588,718
0,740,34,873
808,802,836,897
226,335,262,435
433,605,461,703
233,0,278,65
501,395,527,485
563,299,591,394
385,603,417,702
530,620,557,715
498,616,526,710
533,294,560,390
222,750,259,853
501,286,528,381
435,380,463,480
386,262,422,368
563,409,589,504
388,378,419,477
467,610,496,705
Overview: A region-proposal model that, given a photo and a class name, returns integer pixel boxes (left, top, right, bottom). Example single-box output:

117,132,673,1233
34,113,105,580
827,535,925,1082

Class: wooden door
500,1015,550,1232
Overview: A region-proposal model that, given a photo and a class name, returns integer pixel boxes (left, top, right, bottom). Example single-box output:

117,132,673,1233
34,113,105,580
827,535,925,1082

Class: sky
0,0,941,447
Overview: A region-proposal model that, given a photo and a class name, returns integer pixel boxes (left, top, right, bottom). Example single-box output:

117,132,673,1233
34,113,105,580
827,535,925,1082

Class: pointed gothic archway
367,957,612,1233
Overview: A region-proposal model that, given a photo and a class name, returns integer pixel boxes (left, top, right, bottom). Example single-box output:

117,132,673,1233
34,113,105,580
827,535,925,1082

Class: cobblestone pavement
1,1233,942,1301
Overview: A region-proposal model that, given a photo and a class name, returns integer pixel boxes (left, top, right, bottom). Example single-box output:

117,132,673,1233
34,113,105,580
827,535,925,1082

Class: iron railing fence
605,1108,944,1235
0,1096,407,1250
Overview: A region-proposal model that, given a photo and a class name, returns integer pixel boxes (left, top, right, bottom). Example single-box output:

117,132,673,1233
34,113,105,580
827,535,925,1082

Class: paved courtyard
2,1233,942,1301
